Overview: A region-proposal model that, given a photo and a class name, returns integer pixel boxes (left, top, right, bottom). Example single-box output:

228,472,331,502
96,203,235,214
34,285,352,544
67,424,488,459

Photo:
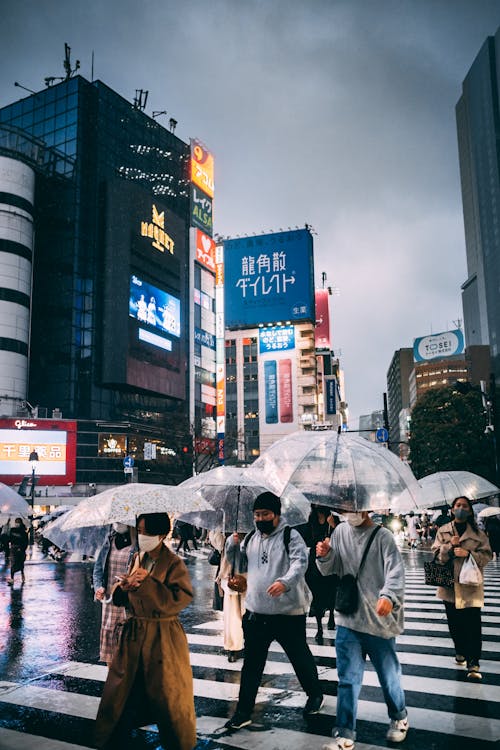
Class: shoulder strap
242,529,255,552
284,525,291,555
357,525,381,578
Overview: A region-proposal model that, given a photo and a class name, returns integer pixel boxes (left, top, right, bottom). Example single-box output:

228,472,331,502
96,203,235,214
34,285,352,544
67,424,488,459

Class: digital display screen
0,419,77,485
129,275,181,340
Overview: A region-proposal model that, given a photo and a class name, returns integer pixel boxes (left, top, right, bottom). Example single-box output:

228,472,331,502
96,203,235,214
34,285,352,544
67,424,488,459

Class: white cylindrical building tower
0,155,35,416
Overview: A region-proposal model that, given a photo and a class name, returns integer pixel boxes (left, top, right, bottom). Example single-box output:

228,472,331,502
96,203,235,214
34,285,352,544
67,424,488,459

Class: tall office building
456,28,500,381
386,348,413,454
0,75,198,486
219,228,341,463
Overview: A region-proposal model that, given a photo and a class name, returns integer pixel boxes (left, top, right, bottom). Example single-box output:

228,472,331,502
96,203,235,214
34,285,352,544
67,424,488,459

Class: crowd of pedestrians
3,490,496,750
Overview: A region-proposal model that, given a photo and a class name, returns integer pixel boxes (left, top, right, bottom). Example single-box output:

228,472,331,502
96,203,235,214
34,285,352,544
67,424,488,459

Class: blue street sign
123,456,134,468
376,427,389,443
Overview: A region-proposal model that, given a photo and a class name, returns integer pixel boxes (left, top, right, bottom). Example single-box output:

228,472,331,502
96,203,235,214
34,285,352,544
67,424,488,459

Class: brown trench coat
94,545,196,750
431,521,492,609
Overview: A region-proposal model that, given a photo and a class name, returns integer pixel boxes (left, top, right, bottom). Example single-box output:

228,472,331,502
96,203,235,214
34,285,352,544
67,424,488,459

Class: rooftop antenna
63,43,80,80
133,89,149,111
452,318,463,330
169,118,177,133
152,110,167,119
14,82,35,94
44,43,80,87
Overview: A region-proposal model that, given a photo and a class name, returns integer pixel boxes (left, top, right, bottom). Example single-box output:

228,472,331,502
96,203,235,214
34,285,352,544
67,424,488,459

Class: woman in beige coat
95,513,196,750
432,496,492,681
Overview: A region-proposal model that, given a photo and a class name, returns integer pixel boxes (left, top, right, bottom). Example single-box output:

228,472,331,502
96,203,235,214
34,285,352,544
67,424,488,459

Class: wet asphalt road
0,544,217,684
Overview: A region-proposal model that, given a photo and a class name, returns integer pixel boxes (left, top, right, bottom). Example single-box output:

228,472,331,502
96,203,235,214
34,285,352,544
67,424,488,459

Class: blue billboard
223,229,315,329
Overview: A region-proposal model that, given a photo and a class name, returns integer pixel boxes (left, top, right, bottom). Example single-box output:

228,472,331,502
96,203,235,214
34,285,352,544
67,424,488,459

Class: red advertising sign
195,230,216,273
0,419,77,485
315,289,331,349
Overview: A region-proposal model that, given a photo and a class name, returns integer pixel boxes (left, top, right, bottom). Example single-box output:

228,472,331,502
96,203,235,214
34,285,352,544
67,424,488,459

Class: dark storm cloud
1,0,499,423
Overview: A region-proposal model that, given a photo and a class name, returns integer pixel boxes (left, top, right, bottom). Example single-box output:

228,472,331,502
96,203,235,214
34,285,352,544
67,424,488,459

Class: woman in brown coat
432,496,492,681
95,513,196,750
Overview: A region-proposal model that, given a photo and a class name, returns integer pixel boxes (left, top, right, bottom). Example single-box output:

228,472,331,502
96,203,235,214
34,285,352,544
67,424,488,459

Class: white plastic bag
458,554,482,586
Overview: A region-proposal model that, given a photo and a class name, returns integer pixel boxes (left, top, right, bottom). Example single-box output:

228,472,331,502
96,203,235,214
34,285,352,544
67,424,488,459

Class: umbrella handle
232,486,241,577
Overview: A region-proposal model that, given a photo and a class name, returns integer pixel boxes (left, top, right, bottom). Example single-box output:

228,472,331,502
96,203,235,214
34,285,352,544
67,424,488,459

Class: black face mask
114,532,131,550
256,519,275,535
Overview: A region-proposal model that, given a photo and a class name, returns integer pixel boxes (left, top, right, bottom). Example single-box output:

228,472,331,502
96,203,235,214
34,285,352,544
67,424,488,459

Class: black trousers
237,611,321,714
443,602,482,664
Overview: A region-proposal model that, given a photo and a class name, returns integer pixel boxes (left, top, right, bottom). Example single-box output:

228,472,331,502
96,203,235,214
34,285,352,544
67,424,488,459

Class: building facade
0,76,197,487
386,348,414,454
456,28,500,382
218,229,345,463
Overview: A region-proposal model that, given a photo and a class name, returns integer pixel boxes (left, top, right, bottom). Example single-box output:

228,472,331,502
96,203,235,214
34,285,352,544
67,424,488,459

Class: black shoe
225,711,252,730
315,632,324,645
303,694,324,716
228,651,238,663
327,616,336,630
466,663,482,680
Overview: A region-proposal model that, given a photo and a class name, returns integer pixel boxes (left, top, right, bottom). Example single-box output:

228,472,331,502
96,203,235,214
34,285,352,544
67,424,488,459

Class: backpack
242,525,292,555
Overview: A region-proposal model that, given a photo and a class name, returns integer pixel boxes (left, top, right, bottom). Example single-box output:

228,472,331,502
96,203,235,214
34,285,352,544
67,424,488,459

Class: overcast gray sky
2,0,499,426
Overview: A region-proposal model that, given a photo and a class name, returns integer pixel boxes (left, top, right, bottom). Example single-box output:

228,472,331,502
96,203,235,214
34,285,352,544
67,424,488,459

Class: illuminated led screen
129,275,181,342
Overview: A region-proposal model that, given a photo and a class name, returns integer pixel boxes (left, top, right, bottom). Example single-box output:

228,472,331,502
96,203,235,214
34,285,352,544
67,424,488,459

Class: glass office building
456,29,500,380
0,76,193,485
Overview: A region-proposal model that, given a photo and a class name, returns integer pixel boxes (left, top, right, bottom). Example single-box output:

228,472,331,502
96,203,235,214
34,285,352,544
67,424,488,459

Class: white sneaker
322,738,355,750
386,717,409,742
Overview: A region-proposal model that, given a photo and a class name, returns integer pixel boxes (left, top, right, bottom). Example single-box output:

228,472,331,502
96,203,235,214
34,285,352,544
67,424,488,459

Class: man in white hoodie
224,491,323,730
316,510,408,750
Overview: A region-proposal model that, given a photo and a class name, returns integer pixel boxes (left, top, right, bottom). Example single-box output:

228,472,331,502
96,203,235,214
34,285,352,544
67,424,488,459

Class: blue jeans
334,626,407,741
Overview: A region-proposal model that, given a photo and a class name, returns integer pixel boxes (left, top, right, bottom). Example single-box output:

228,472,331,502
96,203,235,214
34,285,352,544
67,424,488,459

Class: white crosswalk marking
1,560,499,749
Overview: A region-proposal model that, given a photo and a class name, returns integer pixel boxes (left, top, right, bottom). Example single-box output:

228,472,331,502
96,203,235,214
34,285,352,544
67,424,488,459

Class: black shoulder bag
335,525,381,615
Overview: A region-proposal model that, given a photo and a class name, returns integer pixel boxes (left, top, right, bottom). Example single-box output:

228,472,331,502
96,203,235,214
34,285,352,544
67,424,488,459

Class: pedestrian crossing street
1,558,499,750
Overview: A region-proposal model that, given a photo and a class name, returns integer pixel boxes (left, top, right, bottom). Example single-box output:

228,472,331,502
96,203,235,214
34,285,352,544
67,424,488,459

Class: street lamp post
29,450,39,508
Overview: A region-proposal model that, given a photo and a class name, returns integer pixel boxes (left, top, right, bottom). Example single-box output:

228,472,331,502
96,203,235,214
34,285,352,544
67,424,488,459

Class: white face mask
342,512,365,527
138,534,162,552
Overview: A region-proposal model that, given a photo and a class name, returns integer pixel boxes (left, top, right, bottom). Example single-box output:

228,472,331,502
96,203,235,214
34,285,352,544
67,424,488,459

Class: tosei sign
413,329,465,362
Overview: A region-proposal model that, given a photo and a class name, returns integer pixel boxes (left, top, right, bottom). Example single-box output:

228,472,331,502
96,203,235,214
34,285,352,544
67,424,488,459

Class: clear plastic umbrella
0,482,32,522
177,465,311,532
42,514,111,556
411,471,499,510
478,505,500,518
252,430,422,513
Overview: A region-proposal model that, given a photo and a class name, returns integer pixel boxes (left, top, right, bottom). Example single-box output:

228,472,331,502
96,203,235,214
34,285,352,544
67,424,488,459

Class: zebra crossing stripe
0,728,93,750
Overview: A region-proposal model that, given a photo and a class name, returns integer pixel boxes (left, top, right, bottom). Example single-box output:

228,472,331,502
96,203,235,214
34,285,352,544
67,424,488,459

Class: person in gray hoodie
224,491,323,730
316,510,408,750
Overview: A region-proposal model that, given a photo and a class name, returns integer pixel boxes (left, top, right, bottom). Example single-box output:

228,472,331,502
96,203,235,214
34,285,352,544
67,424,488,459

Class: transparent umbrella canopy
0,482,32,522
252,430,422,513
177,465,311,532
411,471,499,510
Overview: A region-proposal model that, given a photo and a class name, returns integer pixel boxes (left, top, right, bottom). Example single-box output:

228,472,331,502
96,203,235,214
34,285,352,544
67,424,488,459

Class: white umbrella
411,471,499,510
478,506,500,519
0,482,32,522
56,482,212,530
177,465,311,532
252,430,422,513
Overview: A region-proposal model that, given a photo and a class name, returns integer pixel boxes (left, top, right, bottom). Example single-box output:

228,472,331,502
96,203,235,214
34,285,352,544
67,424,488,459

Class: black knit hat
253,491,281,516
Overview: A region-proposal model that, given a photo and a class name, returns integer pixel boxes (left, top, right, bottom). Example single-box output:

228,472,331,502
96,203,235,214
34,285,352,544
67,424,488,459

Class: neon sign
140,204,175,254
